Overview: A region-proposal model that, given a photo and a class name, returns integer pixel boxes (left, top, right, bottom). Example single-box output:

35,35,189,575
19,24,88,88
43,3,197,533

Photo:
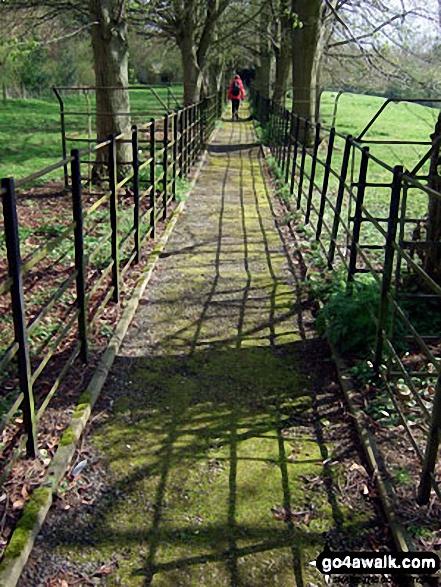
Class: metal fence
251,90,441,505
0,91,223,482
52,85,184,187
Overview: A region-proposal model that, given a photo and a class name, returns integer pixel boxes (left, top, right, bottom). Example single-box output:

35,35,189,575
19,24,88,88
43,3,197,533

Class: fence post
191,104,197,165
277,105,285,167
316,127,335,241
1,177,38,457
275,104,281,164
328,135,353,268
189,106,194,165
305,123,321,224
178,110,184,179
347,146,369,283
70,150,88,364
296,118,309,210
173,112,178,200
150,118,156,239
53,87,69,189
289,116,301,195
184,107,190,176
373,165,402,370
417,375,441,505
108,134,120,302
163,114,169,220
280,109,289,173
284,112,294,184
131,125,140,263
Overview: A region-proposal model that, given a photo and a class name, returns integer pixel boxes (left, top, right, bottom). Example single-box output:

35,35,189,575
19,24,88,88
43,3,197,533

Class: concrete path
19,108,385,587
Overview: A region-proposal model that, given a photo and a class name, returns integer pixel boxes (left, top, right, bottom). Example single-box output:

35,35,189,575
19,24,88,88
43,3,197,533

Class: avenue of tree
0,0,440,277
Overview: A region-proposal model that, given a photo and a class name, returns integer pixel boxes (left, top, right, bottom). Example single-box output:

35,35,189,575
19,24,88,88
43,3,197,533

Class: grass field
279,92,441,272
0,86,183,182
319,91,439,171
2,89,438,183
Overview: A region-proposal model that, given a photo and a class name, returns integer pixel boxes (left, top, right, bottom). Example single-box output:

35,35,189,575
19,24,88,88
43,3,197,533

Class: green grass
0,86,183,182
320,91,439,171
280,91,440,270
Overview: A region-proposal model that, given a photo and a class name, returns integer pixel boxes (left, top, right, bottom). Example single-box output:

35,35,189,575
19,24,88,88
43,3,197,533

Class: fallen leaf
271,506,287,521
70,458,88,478
349,463,368,476
95,565,115,576
12,499,25,510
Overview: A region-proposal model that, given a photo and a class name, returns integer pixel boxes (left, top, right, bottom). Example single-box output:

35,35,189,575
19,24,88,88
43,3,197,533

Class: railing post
373,165,402,370
53,87,69,188
417,375,441,505
173,112,178,200
305,123,321,224
163,114,168,220
1,177,37,457
281,110,291,179
184,107,189,176
150,118,156,238
328,135,353,268
316,127,335,241
296,118,309,210
347,146,369,283
131,125,140,263
189,106,194,165
204,98,210,147
275,104,281,164
108,134,120,302
278,105,285,167
70,150,88,364
281,108,289,170
289,115,301,195
192,104,197,163
178,110,184,179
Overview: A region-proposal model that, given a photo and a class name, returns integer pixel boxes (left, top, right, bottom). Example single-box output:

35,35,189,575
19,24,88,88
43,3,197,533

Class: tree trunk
90,0,131,172
273,36,291,104
254,2,273,99
273,0,292,104
179,35,203,105
291,0,323,135
423,113,441,283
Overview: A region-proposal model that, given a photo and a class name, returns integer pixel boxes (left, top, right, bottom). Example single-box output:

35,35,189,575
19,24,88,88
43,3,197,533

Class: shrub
317,276,380,356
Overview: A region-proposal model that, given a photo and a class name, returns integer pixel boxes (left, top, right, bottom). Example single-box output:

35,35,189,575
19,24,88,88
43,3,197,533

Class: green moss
28,111,379,586
59,426,77,446
78,391,91,405
2,528,30,560
72,403,90,418
16,487,50,532
0,489,50,561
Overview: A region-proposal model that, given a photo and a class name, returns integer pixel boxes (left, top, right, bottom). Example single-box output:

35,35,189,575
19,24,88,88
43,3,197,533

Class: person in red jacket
227,74,245,121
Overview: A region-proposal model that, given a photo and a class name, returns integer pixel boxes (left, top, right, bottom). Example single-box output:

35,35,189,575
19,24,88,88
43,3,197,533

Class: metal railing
52,84,184,188
0,91,223,481
251,90,441,504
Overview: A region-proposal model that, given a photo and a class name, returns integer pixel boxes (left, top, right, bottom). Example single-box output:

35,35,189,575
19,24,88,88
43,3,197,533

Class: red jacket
227,77,245,101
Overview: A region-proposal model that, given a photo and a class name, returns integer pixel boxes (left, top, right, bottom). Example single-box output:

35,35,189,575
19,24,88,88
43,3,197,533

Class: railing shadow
21,116,378,587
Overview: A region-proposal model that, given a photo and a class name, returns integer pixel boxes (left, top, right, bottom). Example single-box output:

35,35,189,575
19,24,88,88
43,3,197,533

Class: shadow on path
18,113,389,587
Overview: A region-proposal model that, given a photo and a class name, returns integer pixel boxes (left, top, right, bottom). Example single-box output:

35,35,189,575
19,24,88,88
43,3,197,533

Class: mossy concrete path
19,109,387,586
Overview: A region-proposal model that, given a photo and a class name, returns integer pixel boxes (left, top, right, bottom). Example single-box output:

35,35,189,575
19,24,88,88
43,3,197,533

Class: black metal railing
251,89,441,504
0,91,223,481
